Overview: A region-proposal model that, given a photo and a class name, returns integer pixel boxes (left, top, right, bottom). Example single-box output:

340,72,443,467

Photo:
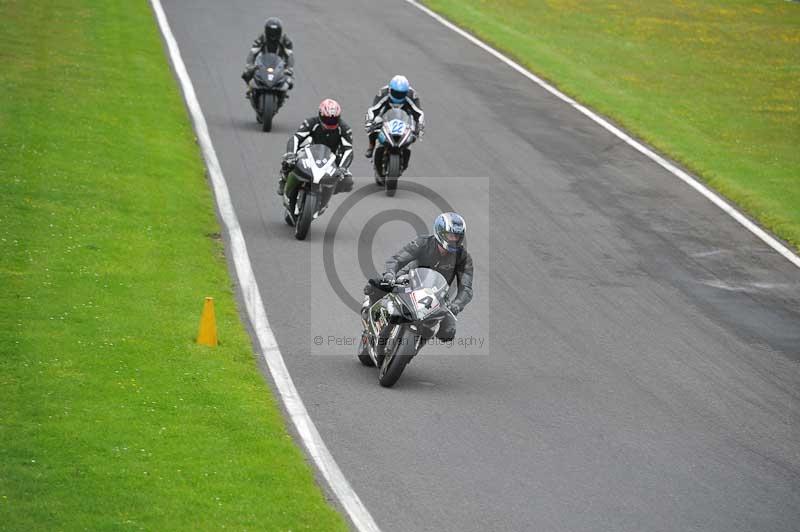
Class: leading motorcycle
247,52,290,132
358,268,456,387
282,144,342,240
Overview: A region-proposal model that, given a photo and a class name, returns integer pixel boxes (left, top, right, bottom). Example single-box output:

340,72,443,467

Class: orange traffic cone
196,297,218,346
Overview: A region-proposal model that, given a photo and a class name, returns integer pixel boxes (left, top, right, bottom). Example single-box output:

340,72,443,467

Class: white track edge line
149,2,381,530
407,0,800,270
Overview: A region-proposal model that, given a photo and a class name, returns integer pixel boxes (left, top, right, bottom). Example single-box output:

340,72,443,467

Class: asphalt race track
160,1,800,530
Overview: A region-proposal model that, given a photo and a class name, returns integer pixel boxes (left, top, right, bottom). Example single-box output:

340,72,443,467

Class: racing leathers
279,117,354,198
364,86,425,161
364,235,473,342
242,33,295,88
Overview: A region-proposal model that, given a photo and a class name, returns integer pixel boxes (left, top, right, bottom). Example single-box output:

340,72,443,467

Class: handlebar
367,275,409,290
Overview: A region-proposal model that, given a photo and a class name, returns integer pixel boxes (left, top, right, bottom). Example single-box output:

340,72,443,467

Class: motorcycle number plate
410,289,439,317
268,74,274,80
388,119,406,135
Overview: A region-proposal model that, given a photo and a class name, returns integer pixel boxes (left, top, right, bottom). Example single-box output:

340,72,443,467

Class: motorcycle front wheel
294,191,317,241
385,153,401,197
260,93,275,132
378,327,416,387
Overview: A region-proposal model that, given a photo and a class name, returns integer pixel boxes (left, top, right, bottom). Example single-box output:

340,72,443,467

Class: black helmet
264,17,283,43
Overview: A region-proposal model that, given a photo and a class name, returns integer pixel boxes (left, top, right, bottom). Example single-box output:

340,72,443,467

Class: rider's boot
360,295,370,326
358,296,371,353
276,168,287,196
364,140,375,159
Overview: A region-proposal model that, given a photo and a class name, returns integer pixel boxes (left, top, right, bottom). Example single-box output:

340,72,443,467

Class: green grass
423,0,800,251
0,1,346,530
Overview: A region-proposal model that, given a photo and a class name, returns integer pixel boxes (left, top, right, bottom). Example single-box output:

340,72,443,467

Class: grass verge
0,1,346,529
422,0,800,251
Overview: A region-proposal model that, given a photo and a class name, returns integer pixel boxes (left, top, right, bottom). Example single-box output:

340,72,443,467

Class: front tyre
260,93,275,132
385,153,401,196
294,191,317,240
378,328,416,387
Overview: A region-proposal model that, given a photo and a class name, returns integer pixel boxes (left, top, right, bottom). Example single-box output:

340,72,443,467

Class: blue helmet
433,212,466,252
388,75,409,104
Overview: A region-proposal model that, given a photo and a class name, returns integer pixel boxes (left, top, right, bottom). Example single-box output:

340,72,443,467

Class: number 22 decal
389,119,406,135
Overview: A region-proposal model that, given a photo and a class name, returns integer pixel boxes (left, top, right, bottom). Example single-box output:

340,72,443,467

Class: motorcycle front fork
374,148,411,173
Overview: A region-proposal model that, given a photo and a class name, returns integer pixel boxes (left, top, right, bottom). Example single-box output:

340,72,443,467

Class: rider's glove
333,167,353,192
381,271,396,284
241,66,255,81
282,151,297,166
448,303,462,316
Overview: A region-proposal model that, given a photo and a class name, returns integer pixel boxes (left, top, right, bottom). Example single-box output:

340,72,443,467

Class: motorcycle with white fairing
358,268,456,387
282,144,342,240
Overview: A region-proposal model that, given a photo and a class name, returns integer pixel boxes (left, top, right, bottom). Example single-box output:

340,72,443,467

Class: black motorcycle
282,144,341,240
358,268,456,387
371,108,417,196
247,52,289,132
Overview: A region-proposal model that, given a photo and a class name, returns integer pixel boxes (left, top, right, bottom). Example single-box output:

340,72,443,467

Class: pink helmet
318,98,342,129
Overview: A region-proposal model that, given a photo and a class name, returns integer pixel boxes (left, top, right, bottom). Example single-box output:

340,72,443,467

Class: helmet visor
439,230,464,251
265,25,281,41
445,232,463,245
389,89,407,102
320,115,339,128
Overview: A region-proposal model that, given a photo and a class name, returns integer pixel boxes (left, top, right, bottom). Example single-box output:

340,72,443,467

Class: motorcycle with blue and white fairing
370,108,417,196
358,268,457,387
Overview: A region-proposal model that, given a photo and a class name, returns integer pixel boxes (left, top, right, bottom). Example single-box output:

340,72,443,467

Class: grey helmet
433,212,466,252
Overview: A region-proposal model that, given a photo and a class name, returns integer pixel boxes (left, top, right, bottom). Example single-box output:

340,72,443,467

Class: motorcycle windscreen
382,108,412,132
255,52,285,71
407,268,449,320
305,144,334,164
295,144,337,184
382,108,411,124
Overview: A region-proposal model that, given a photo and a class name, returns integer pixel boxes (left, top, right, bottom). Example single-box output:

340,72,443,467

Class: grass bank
422,0,800,251
0,0,346,529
